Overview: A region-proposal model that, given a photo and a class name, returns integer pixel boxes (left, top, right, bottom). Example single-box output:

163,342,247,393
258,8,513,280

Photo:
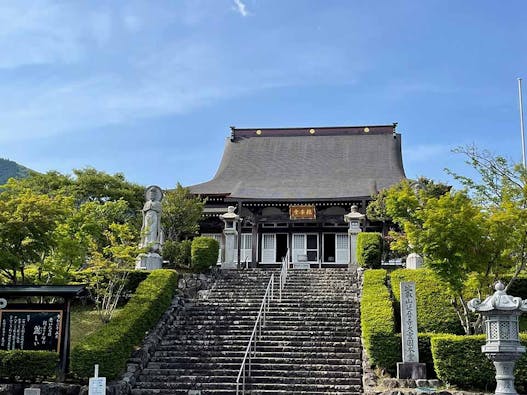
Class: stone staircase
131,268,362,394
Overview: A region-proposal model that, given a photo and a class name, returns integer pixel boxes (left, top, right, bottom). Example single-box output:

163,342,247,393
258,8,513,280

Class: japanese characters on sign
400,281,419,363
0,310,62,352
289,205,316,220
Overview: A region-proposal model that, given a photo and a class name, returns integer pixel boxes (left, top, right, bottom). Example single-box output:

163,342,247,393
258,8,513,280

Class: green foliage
431,334,525,391
390,269,463,334
0,158,32,185
361,270,398,373
163,239,192,267
356,233,382,268
0,187,72,284
0,350,58,380
71,269,149,295
71,269,178,379
162,184,205,241
191,237,219,270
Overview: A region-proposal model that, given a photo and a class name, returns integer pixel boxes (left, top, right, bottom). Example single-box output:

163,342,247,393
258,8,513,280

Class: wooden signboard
289,205,316,220
0,307,63,352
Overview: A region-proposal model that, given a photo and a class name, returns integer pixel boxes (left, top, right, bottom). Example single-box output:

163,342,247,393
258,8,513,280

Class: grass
70,305,123,348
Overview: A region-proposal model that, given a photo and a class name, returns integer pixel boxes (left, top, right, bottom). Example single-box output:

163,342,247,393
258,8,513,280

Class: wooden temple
189,124,406,267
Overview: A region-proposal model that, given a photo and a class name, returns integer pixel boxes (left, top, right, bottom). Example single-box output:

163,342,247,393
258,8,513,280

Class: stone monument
406,253,424,269
397,281,427,379
220,206,241,269
344,205,365,268
136,185,164,270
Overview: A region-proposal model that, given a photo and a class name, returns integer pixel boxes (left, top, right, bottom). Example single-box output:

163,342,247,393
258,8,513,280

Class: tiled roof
189,125,406,200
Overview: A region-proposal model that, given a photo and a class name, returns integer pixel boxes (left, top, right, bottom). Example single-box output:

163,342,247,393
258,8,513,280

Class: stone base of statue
135,253,163,270
397,362,427,379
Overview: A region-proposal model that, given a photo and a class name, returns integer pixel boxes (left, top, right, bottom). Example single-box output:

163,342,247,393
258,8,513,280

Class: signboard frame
0,304,64,353
289,205,317,220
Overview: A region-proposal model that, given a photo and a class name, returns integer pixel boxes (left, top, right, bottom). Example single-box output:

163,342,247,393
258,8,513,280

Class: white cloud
233,0,249,17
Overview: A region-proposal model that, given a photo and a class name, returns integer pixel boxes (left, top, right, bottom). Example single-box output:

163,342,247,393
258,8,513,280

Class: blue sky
0,0,526,189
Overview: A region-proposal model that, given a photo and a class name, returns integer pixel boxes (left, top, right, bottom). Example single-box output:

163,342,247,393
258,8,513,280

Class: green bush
361,269,399,374
0,350,58,380
191,237,219,270
164,239,192,267
357,233,382,268
71,269,178,379
390,269,463,334
431,334,527,392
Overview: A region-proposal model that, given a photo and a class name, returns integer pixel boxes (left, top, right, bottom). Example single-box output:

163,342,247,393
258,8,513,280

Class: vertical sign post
397,281,426,379
88,364,106,395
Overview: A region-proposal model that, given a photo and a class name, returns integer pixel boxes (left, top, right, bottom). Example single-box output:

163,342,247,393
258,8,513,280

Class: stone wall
1,270,220,395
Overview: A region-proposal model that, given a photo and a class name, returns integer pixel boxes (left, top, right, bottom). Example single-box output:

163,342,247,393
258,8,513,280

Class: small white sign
88,377,106,395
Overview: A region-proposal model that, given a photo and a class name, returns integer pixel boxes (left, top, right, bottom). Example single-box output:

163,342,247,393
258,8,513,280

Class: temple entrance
276,233,288,262
261,233,289,263
323,233,349,264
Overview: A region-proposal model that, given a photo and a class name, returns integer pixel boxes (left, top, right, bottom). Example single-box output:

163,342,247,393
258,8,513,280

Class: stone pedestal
348,229,360,268
396,362,427,379
222,228,238,269
406,253,424,269
135,253,163,270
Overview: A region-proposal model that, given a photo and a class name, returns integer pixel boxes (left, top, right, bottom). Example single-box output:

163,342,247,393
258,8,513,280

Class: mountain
0,158,32,184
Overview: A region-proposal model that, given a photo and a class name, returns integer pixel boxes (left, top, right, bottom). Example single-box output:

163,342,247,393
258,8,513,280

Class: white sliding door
335,233,349,264
292,234,306,262
240,234,253,263
261,234,276,263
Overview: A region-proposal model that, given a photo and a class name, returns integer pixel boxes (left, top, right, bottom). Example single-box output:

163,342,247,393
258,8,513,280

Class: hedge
430,334,527,392
390,269,463,334
361,269,399,374
0,350,58,380
191,237,219,270
356,233,382,268
71,269,178,379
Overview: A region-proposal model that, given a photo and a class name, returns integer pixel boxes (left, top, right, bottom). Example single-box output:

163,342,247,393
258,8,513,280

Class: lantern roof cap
468,281,527,313
220,205,241,221
344,205,366,222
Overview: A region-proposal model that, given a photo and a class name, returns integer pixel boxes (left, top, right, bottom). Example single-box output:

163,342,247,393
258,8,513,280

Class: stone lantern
220,206,242,269
343,205,365,268
468,282,527,395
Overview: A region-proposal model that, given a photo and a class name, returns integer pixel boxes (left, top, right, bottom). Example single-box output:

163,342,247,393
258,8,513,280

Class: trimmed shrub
71,269,178,379
164,239,192,267
390,269,463,334
357,233,382,268
361,269,399,374
191,237,219,270
430,334,527,392
0,350,58,380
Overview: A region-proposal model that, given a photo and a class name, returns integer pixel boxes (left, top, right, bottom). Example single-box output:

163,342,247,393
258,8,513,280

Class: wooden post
237,200,243,269
251,220,258,268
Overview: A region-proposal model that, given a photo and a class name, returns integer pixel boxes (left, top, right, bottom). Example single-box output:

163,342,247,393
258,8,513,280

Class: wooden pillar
237,200,242,269
251,220,258,268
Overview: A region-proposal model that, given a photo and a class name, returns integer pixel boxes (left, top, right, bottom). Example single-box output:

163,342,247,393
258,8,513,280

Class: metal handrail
279,249,289,301
236,273,275,395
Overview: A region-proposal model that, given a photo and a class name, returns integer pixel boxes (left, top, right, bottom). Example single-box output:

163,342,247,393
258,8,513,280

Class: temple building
189,124,406,268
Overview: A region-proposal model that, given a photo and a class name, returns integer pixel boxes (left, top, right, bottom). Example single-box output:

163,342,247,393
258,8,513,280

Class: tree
87,222,142,323
161,183,205,241
446,146,527,290
0,188,71,284
368,178,497,334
